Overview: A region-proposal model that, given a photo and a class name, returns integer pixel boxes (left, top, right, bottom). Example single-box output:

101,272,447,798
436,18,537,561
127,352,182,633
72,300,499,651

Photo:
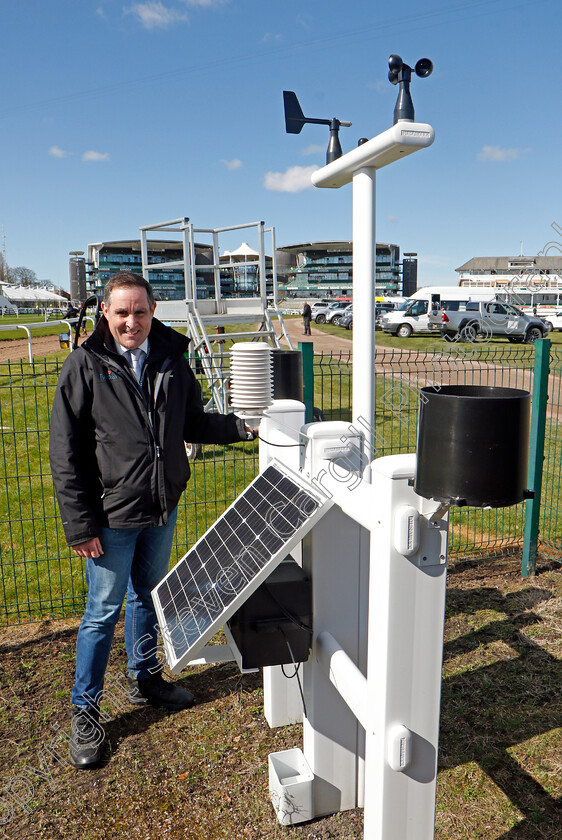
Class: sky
2,0,562,291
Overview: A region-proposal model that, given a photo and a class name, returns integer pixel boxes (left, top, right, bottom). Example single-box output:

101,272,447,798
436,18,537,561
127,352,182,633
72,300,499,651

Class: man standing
302,301,312,335
49,272,254,769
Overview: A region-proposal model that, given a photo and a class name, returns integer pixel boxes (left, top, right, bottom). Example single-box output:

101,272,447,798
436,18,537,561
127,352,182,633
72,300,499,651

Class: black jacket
49,316,245,546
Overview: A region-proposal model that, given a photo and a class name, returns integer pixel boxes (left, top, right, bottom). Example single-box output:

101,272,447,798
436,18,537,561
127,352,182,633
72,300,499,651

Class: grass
435,556,562,838
0,314,78,342
0,553,559,839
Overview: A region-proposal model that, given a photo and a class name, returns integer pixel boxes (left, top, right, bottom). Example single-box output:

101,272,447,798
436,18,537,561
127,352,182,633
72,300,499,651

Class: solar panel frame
152,460,332,673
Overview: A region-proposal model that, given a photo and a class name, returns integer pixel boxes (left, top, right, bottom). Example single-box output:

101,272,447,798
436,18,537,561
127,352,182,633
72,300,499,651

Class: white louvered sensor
229,342,273,421
394,505,420,557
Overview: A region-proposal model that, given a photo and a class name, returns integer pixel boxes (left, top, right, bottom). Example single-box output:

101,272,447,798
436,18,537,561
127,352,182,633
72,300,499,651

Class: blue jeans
71,508,178,709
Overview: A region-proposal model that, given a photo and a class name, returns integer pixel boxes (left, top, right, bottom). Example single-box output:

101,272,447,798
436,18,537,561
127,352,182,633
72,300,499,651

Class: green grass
0,313,78,341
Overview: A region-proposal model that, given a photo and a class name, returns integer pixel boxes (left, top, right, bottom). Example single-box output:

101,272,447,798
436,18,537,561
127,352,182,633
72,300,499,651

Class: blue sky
1,0,561,290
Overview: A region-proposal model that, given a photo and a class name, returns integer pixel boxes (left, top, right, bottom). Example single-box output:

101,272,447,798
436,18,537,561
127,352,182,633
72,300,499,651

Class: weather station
151,55,532,840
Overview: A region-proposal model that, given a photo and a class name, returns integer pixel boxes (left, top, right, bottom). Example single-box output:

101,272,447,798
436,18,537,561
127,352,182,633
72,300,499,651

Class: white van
379,286,498,337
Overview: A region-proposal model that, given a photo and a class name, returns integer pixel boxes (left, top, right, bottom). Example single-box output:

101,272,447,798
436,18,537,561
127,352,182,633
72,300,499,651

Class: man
302,301,312,335
49,272,255,769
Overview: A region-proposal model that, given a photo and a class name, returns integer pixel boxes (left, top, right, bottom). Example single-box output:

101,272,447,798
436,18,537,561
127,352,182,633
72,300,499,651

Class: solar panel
152,461,332,673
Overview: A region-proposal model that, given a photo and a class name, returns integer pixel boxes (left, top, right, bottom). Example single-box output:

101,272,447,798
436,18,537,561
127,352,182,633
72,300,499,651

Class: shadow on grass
99,662,260,764
440,582,561,838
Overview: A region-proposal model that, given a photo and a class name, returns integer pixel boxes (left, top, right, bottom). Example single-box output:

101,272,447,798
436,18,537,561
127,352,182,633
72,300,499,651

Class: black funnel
414,385,531,508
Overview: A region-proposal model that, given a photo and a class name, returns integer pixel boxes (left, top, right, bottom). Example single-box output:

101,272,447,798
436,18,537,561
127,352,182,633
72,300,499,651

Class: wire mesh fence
313,345,540,559
0,341,560,625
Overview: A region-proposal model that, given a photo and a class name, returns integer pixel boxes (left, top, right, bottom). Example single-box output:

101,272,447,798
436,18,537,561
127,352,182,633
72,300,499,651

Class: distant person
49,271,257,770
64,302,79,318
302,301,312,335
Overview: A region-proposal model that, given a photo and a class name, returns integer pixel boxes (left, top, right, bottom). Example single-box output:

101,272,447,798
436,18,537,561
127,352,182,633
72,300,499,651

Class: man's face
101,286,156,350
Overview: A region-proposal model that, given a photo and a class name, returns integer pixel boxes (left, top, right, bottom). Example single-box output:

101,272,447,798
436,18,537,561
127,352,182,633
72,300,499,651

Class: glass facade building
86,240,214,300
86,240,274,300
276,241,408,297
86,238,414,301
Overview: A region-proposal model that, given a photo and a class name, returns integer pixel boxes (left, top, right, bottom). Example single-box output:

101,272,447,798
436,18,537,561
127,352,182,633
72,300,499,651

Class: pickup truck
440,300,552,343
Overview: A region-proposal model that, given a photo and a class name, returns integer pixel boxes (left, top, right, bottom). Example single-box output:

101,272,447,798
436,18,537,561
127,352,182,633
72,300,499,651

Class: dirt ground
0,335,65,362
0,553,560,840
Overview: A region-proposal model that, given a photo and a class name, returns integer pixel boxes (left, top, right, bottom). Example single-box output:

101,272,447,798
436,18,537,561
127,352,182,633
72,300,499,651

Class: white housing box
269,748,314,825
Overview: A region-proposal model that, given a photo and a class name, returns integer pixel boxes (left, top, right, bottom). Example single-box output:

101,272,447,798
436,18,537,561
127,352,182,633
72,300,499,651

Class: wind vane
283,90,352,164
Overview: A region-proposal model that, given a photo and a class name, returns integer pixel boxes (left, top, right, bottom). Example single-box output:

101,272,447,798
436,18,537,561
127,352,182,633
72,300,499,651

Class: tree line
0,255,39,286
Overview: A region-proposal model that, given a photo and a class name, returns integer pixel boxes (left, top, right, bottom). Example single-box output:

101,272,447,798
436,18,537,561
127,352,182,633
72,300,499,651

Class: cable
256,436,306,449
279,625,307,719
265,589,312,635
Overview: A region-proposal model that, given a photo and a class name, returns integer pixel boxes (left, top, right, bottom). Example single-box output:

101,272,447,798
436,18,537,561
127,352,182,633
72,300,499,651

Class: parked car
375,302,395,327
337,302,393,331
311,299,332,313
339,309,353,329
313,301,353,324
380,286,498,337
327,303,353,325
440,300,552,343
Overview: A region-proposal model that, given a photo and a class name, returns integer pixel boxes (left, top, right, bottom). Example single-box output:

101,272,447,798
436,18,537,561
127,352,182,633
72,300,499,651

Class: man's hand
72,537,103,559
245,424,259,440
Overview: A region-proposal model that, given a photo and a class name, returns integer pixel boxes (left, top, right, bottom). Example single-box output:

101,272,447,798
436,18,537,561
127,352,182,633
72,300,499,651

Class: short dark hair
103,272,155,307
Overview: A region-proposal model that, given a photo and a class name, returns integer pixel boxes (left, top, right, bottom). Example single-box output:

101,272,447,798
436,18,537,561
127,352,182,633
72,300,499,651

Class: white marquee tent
2,285,67,304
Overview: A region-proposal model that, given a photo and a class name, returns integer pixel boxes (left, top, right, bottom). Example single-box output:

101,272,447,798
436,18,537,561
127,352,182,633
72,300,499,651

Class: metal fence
0,342,560,625
313,344,542,560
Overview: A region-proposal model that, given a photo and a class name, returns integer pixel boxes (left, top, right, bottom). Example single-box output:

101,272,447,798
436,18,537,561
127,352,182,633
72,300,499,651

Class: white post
212,230,222,307
258,221,267,307
364,455,448,840
352,167,377,481
182,222,193,301
259,400,308,728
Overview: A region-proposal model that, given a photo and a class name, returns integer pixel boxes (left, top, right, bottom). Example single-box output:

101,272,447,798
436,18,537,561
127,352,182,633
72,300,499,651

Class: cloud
182,0,227,5
302,144,324,156
82,150,110,162
366,79,387,93
477,145,529,162
221,158,242,170
124,2,188,29
263,165,319,193
262,32,282,42
386,214,398,223
49,145,71,158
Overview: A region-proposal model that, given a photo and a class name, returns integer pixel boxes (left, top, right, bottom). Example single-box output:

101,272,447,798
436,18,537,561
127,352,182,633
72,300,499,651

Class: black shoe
69,706,104,769
127,676,149,706
128,673,195,711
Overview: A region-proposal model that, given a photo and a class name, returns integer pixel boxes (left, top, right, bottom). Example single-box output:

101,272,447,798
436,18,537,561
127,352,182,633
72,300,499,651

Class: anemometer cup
388,54,433,123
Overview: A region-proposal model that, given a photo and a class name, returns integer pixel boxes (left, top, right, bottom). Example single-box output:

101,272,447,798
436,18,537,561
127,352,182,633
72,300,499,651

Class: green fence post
299,342,314,424
522,338,550,577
